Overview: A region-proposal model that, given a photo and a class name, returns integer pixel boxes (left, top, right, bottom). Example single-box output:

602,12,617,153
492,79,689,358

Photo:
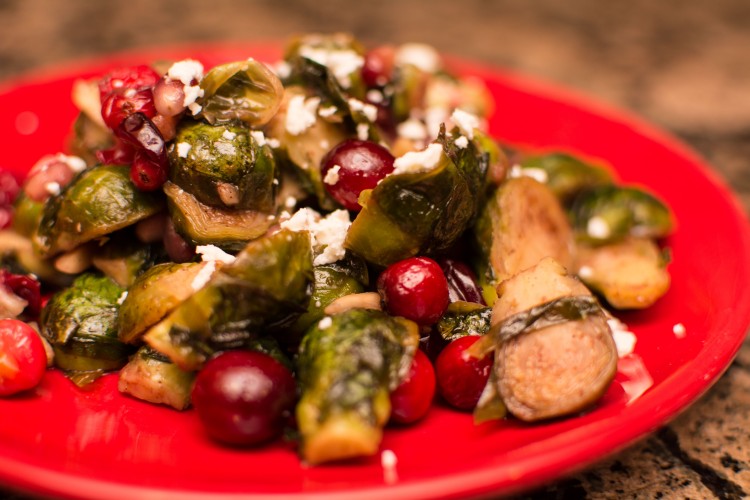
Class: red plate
1,43,749,499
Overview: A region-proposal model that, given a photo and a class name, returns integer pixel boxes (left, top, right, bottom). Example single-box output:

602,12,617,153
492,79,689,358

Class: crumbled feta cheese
347,98,378,123
44,182,61,196
392,143,445,176
187,102,202,115
673,322,687,339
250,130,266,146
454,136,469,149
286,95,320,135
522,167,549,184
324,165,341,185
451,109,480,139
214,141,236,156
222,129,237,141
191,260,217,291
366,89,384,103
266,138,281,148
357,123,369,141
608,317,637,357
318,106,338,118
280,208,351,265
173,143,190,159
381,449,399,484
397,119,428,141
196,244,236,264
577,265,594,279
318,317,333,329
425,107,448,139
284,196,297,209
58,154,87,173
298,47,364,88
395,43,441,73
117,291,128,305
272,61,292,79
167,59,205,110
587,216,611,239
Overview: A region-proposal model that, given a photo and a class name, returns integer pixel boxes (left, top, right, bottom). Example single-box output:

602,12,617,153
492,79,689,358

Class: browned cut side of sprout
490,258,617,421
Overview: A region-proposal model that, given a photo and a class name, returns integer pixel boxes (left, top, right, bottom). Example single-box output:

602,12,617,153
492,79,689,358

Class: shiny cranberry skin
98,65,160,102
377,257,450,325
1,270,41,317
439,258,486,305
362,46,395,88
0,318,47,396
192,350,296,446
101,88,156,130
321,139,395,211
389,349,435,424
435,336,492,411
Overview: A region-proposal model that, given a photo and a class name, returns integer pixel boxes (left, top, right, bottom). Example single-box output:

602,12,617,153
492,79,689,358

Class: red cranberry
0,319,47,396
320,139,395,211
1,270,42,317
98,65,160,102
192,350,296,446
389,349,435,424
435,336,492,411
101,88,156,130
439,258,486,305
377,256,450,325
362,46,395,88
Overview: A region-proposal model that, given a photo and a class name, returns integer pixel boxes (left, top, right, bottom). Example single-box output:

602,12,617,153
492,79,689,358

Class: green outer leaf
33,165,165,257
520,152,613,202
436,302,492,342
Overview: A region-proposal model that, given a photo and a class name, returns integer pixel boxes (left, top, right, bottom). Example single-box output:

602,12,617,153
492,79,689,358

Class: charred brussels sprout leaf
143,229,313,370
519,153,613,202
118,345,196,410
198,60,284,127
296,308,419,464
345,129,487,266
41,273,134,385
570,185,674,244
168,121,276,212
33,165,165,257
436,302,492,342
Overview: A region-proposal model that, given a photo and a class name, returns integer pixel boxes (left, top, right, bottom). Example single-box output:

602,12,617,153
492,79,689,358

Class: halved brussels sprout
41,273,134,385
436,301,492,343
118,345,196,410
519,152,613,202
296,308,419,464
345,128,487,266
143,229,313,370
198,59,284,127
33,165,165,257
168,120,276,212
11,192,44,238
91,233,158,288
569,185,674,244
164,182,274,251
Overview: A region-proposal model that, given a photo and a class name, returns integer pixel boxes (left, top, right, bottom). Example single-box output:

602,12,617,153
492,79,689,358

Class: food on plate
0,32,675,464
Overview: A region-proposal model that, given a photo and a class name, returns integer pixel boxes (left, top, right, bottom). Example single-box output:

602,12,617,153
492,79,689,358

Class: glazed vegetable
345,128,487,266
569,184,674,244
118,345,195,410
91,234,157,287
144,229,313,370
576,237,671,309
296,308,419,464
41,273,134,385
168,121,277,212
435,301,492,343
33,165,165,257
518,152,613,202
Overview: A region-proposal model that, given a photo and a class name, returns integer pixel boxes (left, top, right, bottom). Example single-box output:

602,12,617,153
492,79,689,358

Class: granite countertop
1,0,749,498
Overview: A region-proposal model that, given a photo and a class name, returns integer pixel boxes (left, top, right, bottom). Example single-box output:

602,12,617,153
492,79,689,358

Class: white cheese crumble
222,129,237,141
44,182,61,196
284,196,297,209
196,244,236,264
577,265,594,279
673,322,687,339
425,107,449,139
298,47,364,88
366,89,384,103
587,216,611,239
272,61,292,79
285,95,320,135
381,449,399,485
250,130,266,146
176,142,191,158
166,59,205,111
451,109,480,139
454,136,469,149
513,167,549,184
357,123,370,141
318,105,338,118
397,119,428,141
191,260,217,291
324,165,341,185
347,98,378,123
608,317,637,357
317,317,333,330
58,153,87,173
117,291,129,305
391,143,445,176
395,43,441,73
280,208,351,265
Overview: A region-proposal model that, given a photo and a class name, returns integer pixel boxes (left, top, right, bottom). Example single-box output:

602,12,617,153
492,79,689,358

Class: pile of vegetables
0,33,673,465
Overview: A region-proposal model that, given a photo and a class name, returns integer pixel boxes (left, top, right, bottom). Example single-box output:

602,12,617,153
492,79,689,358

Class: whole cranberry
320,139,394,211
0,319,47,396
435,336,492,411
439,258,486,305
389,349,435,424
192,350,296,446
377,256,450,325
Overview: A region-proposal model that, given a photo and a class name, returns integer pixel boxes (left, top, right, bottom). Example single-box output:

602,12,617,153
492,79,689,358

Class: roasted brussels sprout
168,120,277,212
569,185,674,244
118,345,196,410
41,273,134,385
91,233,158,288
198,59,284,127
518,152,613,202
33,165,165,257
164,182,274,251
296,308,419,464
436,301,492,343
345,128,487,266
11,192,44,238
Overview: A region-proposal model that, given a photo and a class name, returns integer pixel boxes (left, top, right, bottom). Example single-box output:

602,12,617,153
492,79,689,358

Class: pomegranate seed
0,318,47,396
192,350,296,446
96,140,135,165
163,217,194,263
0,170,19,207
362,46,395,88
98,65,160,102
116,113,166,159
23,160,77,202
377,256,450,325
1,270,42,318
439,258,486,305
101,88,156,130
153,77,187,117
320,139,395,211
389,349,436,424
435,336,492,411
130,150,167,191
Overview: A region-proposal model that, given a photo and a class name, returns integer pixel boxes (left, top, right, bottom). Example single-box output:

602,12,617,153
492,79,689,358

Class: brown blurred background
1,0,749,498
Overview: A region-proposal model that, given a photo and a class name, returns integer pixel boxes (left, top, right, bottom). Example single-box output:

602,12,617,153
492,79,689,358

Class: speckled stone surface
1,1,749,498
